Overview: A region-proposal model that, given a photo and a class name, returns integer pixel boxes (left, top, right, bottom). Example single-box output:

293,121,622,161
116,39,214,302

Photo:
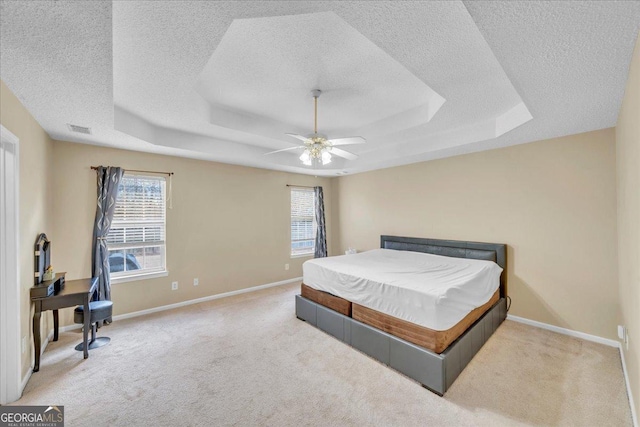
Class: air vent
67,124,92,135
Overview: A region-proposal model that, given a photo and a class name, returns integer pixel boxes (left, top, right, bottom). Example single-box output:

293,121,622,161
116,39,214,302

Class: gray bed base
295,235,508,395
296,295,506,395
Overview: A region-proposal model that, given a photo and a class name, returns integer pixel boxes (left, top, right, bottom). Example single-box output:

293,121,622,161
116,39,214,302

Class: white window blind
107,174,167,279
291,188,315,257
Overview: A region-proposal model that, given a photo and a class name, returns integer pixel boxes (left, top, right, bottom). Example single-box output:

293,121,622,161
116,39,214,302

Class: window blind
107,174,166,277
291,188,315,256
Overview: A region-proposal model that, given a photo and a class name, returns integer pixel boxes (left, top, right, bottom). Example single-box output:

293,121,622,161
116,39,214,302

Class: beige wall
616,32,640,418
333,128,619,340
51,141,333,327
0,80,55,380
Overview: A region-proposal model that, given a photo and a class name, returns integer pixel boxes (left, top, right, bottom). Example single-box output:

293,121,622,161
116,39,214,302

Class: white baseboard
619,345,638,427
20,330,54,395
507,314,636,426
112,277,302,320
111,276,302,322
56,277,303,331
506,314,619,347
59,323,82,333
20,367,32,396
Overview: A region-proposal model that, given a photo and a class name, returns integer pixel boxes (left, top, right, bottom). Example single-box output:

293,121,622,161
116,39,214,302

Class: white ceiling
1,1,639,176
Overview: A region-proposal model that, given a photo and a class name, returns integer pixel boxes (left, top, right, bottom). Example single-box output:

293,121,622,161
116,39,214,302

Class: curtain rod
286,184,316,189
91,166,174,176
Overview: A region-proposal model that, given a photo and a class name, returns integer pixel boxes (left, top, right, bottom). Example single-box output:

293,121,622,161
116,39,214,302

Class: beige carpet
12,283,632,426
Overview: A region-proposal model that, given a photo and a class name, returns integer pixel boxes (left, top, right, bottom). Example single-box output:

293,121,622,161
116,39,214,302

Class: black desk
31,277,98,372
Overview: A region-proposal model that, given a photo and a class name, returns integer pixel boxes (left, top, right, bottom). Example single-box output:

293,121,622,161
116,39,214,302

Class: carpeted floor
12,283,632,426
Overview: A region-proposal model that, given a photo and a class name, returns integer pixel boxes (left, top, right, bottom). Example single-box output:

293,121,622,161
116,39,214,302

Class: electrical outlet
193,278,199,286
21,336,26,354
285,264,290,271
618,325,626,340
171,281,178,290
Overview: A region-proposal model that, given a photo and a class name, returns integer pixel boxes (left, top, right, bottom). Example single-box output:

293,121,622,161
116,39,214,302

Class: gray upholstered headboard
380,235,507,298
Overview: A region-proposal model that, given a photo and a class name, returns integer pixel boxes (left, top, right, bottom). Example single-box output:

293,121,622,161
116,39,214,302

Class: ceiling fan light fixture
299,151,312,166
321,151,332,165
265,89,364,166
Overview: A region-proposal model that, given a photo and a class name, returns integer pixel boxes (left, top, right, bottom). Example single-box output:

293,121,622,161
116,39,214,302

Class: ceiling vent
67,123,92,135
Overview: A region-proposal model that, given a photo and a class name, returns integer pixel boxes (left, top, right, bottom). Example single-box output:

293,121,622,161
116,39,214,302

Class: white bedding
303,248,502,331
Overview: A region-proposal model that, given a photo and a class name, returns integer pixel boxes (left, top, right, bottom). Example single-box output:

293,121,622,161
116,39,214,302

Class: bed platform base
301,283,499,354
296,294,507,395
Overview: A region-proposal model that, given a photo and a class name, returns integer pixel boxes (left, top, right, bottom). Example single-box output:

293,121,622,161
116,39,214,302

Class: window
290,188,316,257
107,174,167,280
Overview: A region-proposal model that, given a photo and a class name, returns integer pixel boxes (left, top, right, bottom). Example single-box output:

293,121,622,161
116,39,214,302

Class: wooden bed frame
295,235,508,395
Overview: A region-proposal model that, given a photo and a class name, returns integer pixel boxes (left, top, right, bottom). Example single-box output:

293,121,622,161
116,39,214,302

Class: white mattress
303,248,502,331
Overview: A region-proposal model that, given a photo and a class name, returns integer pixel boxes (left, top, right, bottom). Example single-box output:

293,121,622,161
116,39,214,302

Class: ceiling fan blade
327,136,366,146
264,146,305,155
285,133,310,143
330,147,359,160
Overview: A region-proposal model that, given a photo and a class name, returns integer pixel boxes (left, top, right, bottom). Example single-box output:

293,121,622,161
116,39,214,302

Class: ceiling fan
265,89,366,166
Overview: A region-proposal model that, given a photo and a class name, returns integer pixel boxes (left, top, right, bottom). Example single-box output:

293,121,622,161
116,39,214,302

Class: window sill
290,253,314,259
111,270,169,285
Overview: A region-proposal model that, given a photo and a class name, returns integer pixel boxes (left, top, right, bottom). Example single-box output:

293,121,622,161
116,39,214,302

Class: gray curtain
92,166,124,306
314,186,327,258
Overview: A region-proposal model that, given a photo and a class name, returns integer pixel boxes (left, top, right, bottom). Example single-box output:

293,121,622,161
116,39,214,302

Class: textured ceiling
1,1,639,176
197,12,445,133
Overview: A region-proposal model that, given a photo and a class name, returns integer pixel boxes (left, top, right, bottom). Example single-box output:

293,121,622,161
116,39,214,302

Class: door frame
0,124,21,404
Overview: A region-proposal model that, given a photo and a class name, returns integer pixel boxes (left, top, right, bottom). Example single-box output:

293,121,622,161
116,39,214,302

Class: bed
295,235,508,395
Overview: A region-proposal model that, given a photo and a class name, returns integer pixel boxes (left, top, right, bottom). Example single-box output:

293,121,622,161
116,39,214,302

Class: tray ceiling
1,1,639,176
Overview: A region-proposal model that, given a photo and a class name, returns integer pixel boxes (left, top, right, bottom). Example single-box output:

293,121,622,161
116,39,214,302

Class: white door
0,125,21,404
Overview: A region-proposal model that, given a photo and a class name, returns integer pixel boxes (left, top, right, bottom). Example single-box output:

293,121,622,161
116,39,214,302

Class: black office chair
73,300,113,351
